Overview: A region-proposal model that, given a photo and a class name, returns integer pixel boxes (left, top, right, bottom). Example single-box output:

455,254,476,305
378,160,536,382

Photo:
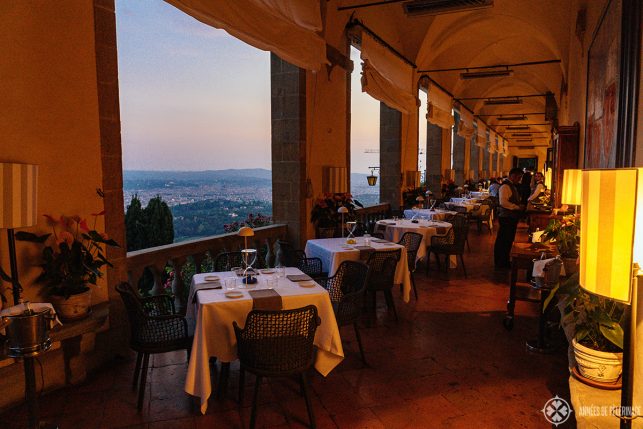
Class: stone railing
126,224,288,313
355,203,391,228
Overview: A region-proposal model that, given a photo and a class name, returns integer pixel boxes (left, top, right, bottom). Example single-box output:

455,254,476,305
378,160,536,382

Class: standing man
494,168,525,269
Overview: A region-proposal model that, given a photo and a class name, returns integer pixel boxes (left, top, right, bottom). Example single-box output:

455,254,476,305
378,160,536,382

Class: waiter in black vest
494,167,526,269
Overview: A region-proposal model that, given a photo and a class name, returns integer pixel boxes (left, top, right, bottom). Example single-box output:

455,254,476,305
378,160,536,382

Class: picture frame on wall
584,0,641,168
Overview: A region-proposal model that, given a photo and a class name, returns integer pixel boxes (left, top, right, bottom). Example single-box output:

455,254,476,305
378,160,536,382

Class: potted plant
16,208,119,321
541,213,580,274
545,273,625,384
310,193,363,238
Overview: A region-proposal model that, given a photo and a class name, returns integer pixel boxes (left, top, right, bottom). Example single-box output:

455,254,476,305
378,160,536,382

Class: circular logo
542,395,573,426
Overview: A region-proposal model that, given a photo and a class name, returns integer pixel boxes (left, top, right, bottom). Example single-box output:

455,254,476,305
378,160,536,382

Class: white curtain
456,107,475,138
476,121,487,148
426,82,453,129
164,0,327,71
360,33,417,114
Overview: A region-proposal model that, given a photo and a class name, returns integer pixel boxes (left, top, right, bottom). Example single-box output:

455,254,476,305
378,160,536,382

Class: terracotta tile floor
2,225,575,428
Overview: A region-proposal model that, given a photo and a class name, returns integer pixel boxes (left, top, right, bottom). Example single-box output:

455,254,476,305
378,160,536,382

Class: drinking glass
224,277,236,291
276,267,286,279
265,276,277,289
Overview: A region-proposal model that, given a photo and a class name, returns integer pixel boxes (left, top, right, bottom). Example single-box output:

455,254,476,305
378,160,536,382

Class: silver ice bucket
2,306,54,357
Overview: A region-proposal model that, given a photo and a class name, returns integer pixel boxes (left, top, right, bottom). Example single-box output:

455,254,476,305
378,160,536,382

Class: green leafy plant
545,273,625,352
16,211,119,299
310,193,363,228
541,214,580,258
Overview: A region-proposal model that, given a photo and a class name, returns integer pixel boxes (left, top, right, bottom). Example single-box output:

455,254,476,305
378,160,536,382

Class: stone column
470,135,479,181
452,112,465,184
380,103,402,209
482,146,489,177
271,54,307,247
425,122,443,194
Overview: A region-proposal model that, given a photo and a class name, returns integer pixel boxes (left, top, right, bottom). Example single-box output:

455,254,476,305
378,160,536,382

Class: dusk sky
116,0,382,174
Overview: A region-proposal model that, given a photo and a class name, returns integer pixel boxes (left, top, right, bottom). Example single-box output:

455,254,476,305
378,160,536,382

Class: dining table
403,208,457,221
184,267,343,414
374,218,452,263
304,237,412,302
445,198,480,212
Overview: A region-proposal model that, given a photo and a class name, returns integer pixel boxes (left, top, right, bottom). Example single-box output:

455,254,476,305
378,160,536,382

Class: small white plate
260,269,276,274
299,280,316,288
225,291,244,299
204,275,220,282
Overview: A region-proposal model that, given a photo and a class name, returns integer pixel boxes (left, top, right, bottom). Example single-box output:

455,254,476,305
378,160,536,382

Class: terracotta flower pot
50,288,92,322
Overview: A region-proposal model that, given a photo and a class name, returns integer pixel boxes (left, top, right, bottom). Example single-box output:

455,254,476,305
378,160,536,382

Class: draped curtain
476,122,487,148
164,0,327,70
488,131,497,153
426,82,454,129
456,107,475,138
360,32,417,114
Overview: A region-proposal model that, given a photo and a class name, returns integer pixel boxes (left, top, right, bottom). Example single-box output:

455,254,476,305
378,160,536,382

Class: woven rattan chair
115,282,193,411
317,261,369,364
469,200,494,234
365,249,401,321
275,240,327,279
234,306,320,429
397,232,423,300
429,214,468,278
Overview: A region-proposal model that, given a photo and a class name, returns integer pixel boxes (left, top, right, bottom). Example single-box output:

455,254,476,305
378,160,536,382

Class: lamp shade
561,169,582,205
544,168,552,189
0,163,38,229
238,226,254,237
580,168,643,303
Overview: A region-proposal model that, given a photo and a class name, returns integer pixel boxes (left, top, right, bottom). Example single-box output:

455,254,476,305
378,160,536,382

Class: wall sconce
366,166,379,186
322,166,347,193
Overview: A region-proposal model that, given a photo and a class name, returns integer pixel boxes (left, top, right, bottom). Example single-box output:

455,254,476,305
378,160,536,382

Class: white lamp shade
580,168,643,303
0,163,38,229
561,169,582,205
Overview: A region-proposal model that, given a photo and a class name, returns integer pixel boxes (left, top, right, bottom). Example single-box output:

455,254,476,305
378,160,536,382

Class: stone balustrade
126,224,288,313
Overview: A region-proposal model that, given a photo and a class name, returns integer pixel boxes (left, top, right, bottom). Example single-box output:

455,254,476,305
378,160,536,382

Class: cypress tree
144,195,174,247
124,195,147,251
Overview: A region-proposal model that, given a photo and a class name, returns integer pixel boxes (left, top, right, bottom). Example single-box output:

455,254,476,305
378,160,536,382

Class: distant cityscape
123,169,379,242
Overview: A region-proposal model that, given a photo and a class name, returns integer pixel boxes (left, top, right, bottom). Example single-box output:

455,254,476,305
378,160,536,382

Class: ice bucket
2,306,54,357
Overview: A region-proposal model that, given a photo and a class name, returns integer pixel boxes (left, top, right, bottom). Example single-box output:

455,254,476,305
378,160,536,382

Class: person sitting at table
494,168,525,270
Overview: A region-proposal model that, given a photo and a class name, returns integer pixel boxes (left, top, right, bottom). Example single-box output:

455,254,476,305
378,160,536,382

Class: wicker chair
317,261,369,364
115,282,193,411
365,249,401,321
275,240,327,279
469,200,494,234
428,214,468,278
397,232,423,300
234,306,320,429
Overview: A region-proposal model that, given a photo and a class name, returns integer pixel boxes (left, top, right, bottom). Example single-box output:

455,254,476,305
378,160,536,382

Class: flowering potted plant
310,193,363,238
541,214,580,274
16,208,119,321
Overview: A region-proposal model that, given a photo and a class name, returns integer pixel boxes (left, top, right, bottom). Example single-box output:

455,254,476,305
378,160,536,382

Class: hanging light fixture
366,166,379,186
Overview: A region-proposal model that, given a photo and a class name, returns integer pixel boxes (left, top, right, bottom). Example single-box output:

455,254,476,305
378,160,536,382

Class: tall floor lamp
0,163,39,305
580,169,641,428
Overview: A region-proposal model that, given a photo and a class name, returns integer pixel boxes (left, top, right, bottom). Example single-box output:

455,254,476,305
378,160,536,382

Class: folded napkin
286,274,313,282
532,258,566,278
189,281,222,304
1,303,62,335
249,289,282,310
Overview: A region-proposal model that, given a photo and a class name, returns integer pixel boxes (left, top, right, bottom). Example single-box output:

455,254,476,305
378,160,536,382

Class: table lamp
416,195,425,208
337,206,348,238
238,226,257,284
580,168,641,428
0,163,39,305
561,169,582,213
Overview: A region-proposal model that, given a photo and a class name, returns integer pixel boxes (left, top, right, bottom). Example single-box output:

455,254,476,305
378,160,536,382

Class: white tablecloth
375,219,452,263
446,199,479,212
469,191,489,199
185,268,343,414
403,208,457,221
304,238,412,302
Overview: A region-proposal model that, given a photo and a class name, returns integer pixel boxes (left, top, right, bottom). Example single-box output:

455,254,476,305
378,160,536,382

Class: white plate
225,291,244,299
260,269,276,274
299,280,316,288
204,275,220,282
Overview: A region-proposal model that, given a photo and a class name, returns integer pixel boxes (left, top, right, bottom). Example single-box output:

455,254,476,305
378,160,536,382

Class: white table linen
403,208,457,221
469,191,489,199
185,268,343,414
304,237,412,302
446,199,479,212
375,219,451,263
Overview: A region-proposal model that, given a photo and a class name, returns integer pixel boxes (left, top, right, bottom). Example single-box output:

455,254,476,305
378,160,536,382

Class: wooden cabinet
552,124,580,207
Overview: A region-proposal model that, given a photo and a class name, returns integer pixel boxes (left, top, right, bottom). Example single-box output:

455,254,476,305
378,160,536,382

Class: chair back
214,251,244,272
450,214,469,253
234,305,319,375
324,260,368,302
366,250,400,291
275,240,300,267
397,232,423,271
115,282,149,347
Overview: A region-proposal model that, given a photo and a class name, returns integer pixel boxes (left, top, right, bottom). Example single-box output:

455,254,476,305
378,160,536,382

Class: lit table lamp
580,168,641,428
0,163,38,305
561,169,582,213
544,167,552,190
416,195,425,208
238,226,257,284
337,206,348,238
